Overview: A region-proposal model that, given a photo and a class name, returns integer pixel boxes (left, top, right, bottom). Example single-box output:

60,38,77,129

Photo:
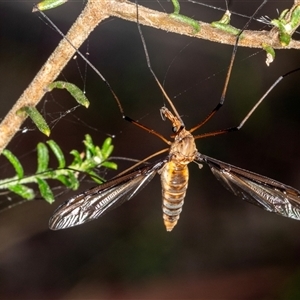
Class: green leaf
36,142,50,173
271,4,300,46
89,177,104,185
2,149,24,179
169,0,199,33
33,0,68,12
171,0,180,14
169,13,200,33
8,184,35,200
262,43,275,66
289,5,300,31
47,81,90,108
56,174,78,189
65,171,79,190
211,10,241,36
70,149,83,165
102,137,112,150
103,145,114,160
83,134,95,159
101,161,118,170
36,178,54,203
86,170,104,184
46,140,66,169
101,137,114,158
17,106,50,136
84,134,94,150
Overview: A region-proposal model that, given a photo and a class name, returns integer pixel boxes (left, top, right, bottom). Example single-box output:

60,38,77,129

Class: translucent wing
198,154,300,220
49,160,165,230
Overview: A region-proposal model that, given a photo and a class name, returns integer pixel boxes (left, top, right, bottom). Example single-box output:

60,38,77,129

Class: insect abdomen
160,161,189,231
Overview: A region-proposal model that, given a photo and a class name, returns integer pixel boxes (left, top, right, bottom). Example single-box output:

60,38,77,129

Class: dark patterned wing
198,154,300,220
49,160,165,230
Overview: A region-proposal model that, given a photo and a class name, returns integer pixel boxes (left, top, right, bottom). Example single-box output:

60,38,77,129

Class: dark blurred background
1,0,300,299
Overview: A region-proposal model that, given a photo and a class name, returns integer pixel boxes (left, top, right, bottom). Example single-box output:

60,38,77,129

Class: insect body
160,107,197,231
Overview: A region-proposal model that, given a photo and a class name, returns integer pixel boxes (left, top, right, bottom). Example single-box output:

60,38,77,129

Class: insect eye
172,126,178,133
172,125,184,133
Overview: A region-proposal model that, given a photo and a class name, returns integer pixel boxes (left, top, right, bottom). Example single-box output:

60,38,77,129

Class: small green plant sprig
0,135,117,203
33,0,68,12
17,81,90,137
271,3,300,46
169,0,200,33
211,10,241,36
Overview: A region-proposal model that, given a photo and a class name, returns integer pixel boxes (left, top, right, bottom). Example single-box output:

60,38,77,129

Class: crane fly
46,1,300,231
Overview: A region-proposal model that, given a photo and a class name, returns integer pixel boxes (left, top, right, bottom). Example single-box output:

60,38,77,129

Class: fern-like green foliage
0,135,117,203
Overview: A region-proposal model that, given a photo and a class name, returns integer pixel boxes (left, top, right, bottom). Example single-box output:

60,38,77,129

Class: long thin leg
135,0,184,126
190,0,268,134
116,148,169,177
124,116,171,145
37,7,171,145
194,68,300,140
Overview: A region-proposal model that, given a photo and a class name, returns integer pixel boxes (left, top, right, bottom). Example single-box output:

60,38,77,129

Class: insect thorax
169,129,197,165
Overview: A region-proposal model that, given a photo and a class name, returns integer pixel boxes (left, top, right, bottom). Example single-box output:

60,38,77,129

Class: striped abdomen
160,161,189,231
